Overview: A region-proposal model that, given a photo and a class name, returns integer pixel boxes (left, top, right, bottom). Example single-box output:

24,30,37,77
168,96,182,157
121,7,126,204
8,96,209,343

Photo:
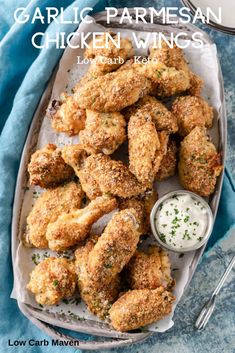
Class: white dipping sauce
155,194,209,250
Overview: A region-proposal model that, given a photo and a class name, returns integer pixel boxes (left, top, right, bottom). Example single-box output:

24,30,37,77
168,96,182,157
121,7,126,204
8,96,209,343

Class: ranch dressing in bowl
150,191,213,252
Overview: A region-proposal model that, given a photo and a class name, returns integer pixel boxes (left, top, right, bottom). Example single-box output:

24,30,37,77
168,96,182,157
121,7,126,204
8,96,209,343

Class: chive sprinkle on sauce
155,194,209,250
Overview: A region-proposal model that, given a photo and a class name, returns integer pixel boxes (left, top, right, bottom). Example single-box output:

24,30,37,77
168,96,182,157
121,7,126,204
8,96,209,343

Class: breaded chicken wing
179,127,222,196
109,287,175,331
135,61,191,97
149,41,203,96
124,95,178,133
27,258,76,305
153,131,169,173
119,189,158,234
88,209,141,286
46,196,117,251
155,139,178,181
85,153,146,198
25,181,83,249
28,144,74,188
171,95,214,136
79,110,126,155
75,236,121,320
84,33,134,75
61,147,146,199
128,112,160,186
61,145,102,200
125,245,174,290
47,93,86,136
73,69,151,112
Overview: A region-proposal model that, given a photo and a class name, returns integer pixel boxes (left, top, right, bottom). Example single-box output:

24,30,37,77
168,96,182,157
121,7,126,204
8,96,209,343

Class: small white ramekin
150,190,214,253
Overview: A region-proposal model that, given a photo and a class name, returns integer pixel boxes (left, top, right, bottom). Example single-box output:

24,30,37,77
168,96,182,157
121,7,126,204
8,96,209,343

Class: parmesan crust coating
79,110,126,155
84,33,134,74
88,209,141,286
155,139,178,181
47,93,86,136
171,95,214,137
125,245,174,290
128,112,160,186
75,236,121,320
119,189,158,234
179,127,222,196
134,61,191,97
28,144,74,188
149,41,203,96
25,182,83,249
83,153,146,198
124,95,178,133
61,145,102,200
46,196,117,251
73,69,151,112
61,147,146,199
27,258,76,305
109,287,175,331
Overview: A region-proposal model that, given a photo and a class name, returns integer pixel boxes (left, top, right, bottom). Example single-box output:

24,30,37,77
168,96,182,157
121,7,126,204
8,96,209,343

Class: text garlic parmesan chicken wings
171,95,214,137
61,145,146,199
73,69,151,112
125,245,174,290
109,287,175,332
28,144,74,188
25,181,83,249
27,258,76,305
149,41,203,96
88,209,141,286
46,196,117,251
47,93,86,136
178,127,222,196
75,236,121,320
79,110,126,155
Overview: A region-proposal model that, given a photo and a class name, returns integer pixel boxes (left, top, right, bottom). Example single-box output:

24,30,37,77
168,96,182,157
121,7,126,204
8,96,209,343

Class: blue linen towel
0,1,234,352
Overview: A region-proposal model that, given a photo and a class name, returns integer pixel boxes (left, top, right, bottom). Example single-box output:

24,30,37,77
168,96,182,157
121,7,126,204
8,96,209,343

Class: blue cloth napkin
0,1,234,352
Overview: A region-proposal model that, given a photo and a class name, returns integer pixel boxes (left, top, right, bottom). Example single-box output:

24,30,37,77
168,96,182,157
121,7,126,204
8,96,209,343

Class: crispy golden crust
134,61,191,97
60,145,102,200
179,127,222,196
88,209,141,286
85,154,146,198
128,113,160,186
79,110,126,155
47,93,86,136
155,139,178,181
153,131,169,174
109,287,175,331
84,33,134,74
46,196,117,251
27,258,76,305
75,236,121,320
73,69,151,112
25,182,83,249
124,95,178,133
171,95,214,136
28,144,74,188
125,245,174,290
119,189,158,234
149,41,203,96
188,72,203,96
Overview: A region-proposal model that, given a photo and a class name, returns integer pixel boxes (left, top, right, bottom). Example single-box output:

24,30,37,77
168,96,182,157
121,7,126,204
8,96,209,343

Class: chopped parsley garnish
53,280,59,287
